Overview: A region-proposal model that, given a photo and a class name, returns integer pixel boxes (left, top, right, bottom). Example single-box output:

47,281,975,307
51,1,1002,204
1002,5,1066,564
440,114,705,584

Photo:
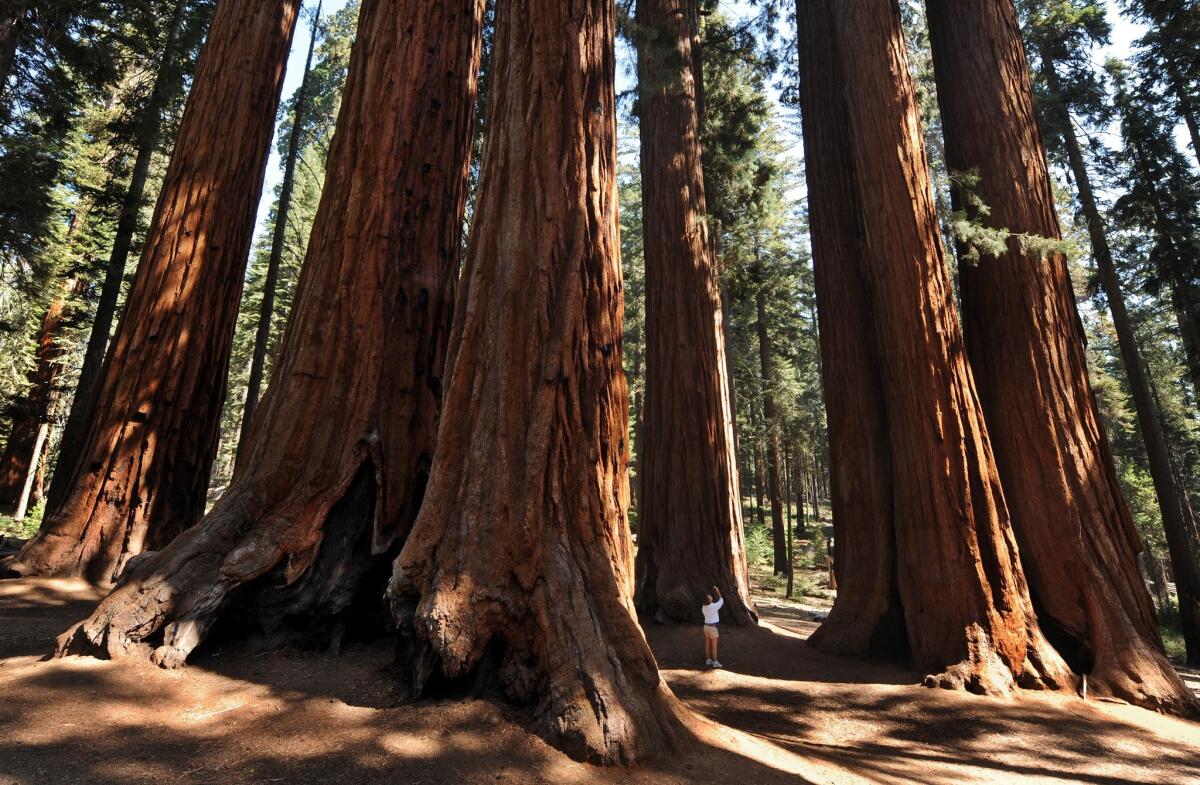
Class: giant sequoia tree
7,0,302,582
387,0,688,763
800,0,1072,695
56,0,485,660
924,0,1194,712
633,0,754,625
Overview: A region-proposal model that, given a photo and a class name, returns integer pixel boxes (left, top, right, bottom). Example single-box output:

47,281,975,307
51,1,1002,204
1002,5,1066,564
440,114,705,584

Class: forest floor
0,574,1198,785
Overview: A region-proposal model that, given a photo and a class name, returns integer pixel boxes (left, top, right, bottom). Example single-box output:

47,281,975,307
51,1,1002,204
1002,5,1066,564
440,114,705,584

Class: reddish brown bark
925,0,1195,713
388,0,689,763
804,0,1073,695
633,0,753,626
1038,48,1200,669
754,260,788,576
796,0,904,659
9,0,301,583
0,286,72,508
56,0,485,661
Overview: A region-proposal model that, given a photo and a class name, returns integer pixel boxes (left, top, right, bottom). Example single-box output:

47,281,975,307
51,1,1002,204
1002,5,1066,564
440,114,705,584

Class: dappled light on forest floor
1,578,1197,784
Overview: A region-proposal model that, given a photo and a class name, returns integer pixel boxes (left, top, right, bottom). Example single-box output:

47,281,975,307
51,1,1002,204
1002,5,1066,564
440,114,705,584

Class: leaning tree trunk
387,0,689,764
925,0,1195,712
48,0,196,517
754,258,787,576
9,0,302,583
1039,50,1200,668
57,0,485,662
796,0,906,659
825,0,1073,695
633,0,754,625
0,287,72,506
0,0,25,105
237,1,323,461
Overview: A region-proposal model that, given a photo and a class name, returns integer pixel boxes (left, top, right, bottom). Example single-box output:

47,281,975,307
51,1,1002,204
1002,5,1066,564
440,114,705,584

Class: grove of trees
1,0,1198,766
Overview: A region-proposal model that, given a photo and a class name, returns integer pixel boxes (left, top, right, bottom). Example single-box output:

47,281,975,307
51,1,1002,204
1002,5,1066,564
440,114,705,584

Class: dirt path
1,579,1197,784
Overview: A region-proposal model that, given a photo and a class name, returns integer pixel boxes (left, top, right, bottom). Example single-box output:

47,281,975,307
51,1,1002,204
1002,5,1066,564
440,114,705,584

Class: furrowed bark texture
1039,50,1200,668
796,0,905,659
12,0,301,583
0,288,71,507
926,0,1194,712
55,0,485,665
49,0,193,516
389,0,688,764
826,0,1072,694
633,0,754,626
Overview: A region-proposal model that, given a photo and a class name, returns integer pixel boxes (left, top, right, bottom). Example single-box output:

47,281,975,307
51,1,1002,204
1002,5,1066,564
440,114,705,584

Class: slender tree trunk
633,0,753,625
388,0,689,763
237,1,323,460
754,256,787,576
926,0,1194,712
754,438,766,529
784,445,794,597
12,0,302,583
59,0,485,664
0,0,25,105
797,0,903,658
1040,50,1200,668
0,285,73,506
48,0,195,516
1161,33,1200,172
13,423,50,521
813,0,1074,694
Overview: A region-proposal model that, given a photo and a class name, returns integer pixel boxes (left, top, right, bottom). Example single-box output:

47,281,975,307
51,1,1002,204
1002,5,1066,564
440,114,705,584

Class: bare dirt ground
1,577,1198,785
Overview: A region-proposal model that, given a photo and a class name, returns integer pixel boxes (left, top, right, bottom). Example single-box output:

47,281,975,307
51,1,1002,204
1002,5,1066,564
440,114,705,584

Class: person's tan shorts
703,624,719,640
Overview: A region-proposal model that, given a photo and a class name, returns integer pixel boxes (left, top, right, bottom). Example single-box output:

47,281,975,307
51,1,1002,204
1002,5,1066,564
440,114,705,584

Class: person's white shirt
702,597,724,624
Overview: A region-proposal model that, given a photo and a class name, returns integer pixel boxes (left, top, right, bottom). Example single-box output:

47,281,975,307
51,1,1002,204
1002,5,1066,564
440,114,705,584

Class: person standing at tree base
703,586,724,668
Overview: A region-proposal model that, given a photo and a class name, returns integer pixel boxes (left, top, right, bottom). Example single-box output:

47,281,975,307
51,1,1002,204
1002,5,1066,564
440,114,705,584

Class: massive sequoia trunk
49,0,196,517
237,1,322,461
56,0,485,661
9,0,302,583
387,0,688,764
796,0,905,659
632,0,753,625
925,0,1195,712
1039,49,1200,668
0,287,72,508
804,0,1072,695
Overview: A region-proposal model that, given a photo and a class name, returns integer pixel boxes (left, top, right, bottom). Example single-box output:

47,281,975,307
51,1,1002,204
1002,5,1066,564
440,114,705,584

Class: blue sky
251,0,1152,248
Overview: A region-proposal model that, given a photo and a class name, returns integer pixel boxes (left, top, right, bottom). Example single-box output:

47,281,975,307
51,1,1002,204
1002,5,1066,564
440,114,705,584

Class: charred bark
388,0,689,763
1039,50,1200,668
48,0,195,516
633,0,754,626
56,0,484,658
805,0,1074,695
926,0,1195,712
9,0,301,583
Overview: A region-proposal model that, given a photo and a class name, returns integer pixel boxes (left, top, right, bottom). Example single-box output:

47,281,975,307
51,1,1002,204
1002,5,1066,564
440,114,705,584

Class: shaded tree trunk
387,0,689,763
0,288,71,508
926,0,1195,712
58,0,484,662
754,256,787,576
1039,49,1200,668
0,0,25,104
48,0,197,517
809,0,1073,695
797,0,904,659
633,0,754,625
12,0,302,583
237,0,323,461
1161,33,1200,172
